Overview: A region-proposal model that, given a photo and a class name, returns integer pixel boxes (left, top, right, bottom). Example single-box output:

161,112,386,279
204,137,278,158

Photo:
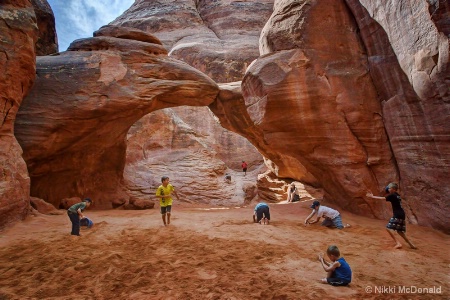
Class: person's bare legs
161,214,167,226
386,228,402,249
320,270,333,283
398,231,417,249
167,212,171,225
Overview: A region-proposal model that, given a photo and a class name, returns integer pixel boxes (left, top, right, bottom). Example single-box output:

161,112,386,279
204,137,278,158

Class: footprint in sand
197,269,217,280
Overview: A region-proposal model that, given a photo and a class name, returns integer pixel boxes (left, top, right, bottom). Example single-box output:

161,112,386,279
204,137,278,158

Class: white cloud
47,0,134,51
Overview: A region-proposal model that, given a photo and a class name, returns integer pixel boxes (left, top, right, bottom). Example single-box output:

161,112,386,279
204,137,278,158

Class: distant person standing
156,176,180,226
67,198,92,236
366,182,416,249
241,161,248,176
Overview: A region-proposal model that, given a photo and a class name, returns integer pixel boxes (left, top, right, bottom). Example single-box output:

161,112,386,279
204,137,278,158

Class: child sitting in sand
318,245,352,286
304,200,350,229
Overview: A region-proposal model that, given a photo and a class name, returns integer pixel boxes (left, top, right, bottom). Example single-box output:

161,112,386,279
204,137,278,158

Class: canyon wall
0,0,38,228
4,0,449,232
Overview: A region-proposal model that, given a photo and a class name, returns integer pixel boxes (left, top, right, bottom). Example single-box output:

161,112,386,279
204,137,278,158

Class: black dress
385,192,406,232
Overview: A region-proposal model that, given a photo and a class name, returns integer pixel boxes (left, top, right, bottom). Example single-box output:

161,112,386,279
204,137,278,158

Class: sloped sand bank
0,201,448,299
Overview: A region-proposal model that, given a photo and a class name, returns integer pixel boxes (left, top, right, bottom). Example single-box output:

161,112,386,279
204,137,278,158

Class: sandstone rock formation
15,26,219,209
344,0,450,232
238,0,449,231
110,0,269,204
0,0,38,228
4,0,449,233
124,106,263,206
31,0,58,55
30,196,61,215
111,0,274,83
242,0,396,219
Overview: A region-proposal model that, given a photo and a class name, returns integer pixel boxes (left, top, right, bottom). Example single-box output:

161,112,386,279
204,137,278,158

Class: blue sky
47,0,135,51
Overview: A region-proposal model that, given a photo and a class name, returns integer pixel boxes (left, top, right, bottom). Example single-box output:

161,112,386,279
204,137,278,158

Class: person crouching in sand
366,182,417,249
67,198,92,236
318,245,352,286
253,202,270,225
304,200,350,229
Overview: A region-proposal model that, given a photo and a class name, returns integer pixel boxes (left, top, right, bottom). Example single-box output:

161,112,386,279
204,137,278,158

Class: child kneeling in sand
318,245,352,286
253,202,270,225
304,200,350,229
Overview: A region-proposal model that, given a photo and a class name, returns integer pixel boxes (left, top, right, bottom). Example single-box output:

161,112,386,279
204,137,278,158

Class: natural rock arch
15,29,220,208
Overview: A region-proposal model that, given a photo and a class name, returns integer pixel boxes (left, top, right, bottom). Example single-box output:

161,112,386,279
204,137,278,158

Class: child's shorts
160,205,172,214
386,217,406,232
327,277,350,286
321,215,344,229
256,206,270,222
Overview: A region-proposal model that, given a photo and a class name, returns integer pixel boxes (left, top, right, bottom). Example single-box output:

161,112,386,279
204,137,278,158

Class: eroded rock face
110,0,274,83
0,0,38,228
31,0,58,55
242,0,397,219
235,0,449,231
5,0,448,233
124,106,263,206
15,27,219,209
110,0,268,201
345,0,449,232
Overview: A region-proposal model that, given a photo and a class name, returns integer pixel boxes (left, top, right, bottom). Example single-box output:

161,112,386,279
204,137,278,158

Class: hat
310,200,320,209
83,197,92,203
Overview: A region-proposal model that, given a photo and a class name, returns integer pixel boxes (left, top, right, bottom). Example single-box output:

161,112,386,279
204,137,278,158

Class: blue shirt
334,257,352,283
254,202,268,211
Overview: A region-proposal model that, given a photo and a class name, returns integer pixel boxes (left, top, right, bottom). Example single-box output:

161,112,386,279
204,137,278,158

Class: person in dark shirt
367,183,417,249
318,245,352,286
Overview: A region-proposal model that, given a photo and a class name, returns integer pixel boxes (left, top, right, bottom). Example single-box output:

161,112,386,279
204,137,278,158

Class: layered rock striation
4,0,449,232
0,0,38,228
15,26,219,208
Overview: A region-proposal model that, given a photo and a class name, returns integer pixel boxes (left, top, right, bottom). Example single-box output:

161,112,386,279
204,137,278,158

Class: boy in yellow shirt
156,176,180,226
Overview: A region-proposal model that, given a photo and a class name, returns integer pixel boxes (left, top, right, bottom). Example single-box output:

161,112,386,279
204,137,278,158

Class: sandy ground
0,200,448,300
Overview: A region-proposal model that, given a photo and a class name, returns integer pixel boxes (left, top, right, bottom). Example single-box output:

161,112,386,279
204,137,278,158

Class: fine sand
0,200,448,300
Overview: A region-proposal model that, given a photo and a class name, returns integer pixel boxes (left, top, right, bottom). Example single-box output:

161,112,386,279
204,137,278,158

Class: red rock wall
15,27,219,209
31,0,58,55
111,0,274,83
111,0,268,201
6,0,449,233
236,0,449,231
345,0,450,232
125,107,263,205
241,0,397,218
0,0,38,228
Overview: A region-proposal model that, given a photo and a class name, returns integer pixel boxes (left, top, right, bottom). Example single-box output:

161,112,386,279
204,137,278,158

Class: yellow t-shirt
156,184,175,207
